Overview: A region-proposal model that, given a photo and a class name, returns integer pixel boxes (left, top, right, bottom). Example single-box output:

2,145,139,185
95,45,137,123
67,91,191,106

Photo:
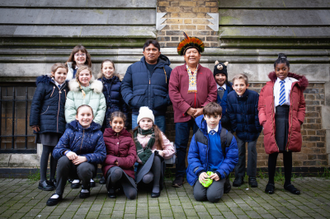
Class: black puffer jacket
30,75,68,134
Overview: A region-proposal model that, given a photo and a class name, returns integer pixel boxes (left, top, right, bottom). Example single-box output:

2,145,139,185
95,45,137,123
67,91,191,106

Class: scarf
133,127,155,165
186,64,198,93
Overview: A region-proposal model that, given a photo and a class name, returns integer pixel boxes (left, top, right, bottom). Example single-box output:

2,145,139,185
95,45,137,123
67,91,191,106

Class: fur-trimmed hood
68,79,103,93
268,71,309,91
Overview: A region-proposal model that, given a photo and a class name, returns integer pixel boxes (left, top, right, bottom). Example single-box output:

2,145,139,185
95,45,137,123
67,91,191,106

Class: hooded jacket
30,75,68,134
121,54,172,116
53,120,106,164
98,76,128,129
65,79,106,126
258,71,308,154
226,89,262,142
169,64,217,123
186,115,238,186
102,128,136,179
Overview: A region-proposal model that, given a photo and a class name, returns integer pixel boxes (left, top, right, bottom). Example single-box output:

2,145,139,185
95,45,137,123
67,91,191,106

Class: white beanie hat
137,106,155,124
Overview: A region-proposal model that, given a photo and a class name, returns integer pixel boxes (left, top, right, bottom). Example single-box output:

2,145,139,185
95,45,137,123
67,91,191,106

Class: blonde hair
51,63,68,77
232,73,249,85
76,65,92,98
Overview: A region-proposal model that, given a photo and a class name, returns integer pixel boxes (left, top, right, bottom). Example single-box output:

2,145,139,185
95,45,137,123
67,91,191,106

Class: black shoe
71,180,80,189
224,177,231,193
233,177,244,187
107,188,116,198
79,188,90,198
151,192,160,198
172,176,184,188
99,176,106,184
46,194,62,206
90,179,96,187
284,184,300,195
248,177,258,187
265,183,275,194
47,179,56,188
38,181,55,191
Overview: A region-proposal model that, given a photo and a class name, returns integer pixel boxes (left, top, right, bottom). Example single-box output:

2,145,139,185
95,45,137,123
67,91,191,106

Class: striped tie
279,80,286,105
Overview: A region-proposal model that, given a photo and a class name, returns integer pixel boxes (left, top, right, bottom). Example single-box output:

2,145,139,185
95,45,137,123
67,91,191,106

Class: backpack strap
220,128,233,159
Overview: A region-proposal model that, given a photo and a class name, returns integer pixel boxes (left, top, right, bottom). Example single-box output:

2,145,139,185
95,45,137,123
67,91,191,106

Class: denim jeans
234,136,257,179
132,114,166,133
174,119,198,177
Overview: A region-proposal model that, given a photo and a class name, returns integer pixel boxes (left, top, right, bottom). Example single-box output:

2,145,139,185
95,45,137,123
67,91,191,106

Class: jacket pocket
40,106,49,115
130,89,146,108
153,89,168,109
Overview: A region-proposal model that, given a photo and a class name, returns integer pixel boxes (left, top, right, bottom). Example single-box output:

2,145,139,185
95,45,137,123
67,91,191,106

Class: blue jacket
53,120,106,164
217,81,233,117
98,76,128,128
121,54,172,116
29,75,68,134
226,89,262,142
186,115,238,186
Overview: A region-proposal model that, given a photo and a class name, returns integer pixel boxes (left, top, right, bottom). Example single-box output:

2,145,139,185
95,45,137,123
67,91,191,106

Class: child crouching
46,105,106,206
187,102,238,203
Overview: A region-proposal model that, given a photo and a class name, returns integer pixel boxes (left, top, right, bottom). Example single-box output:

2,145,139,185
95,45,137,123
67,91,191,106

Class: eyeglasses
74,53,86,57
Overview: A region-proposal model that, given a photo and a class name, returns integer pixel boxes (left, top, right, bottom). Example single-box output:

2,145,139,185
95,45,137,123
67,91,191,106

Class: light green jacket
65,79,106,126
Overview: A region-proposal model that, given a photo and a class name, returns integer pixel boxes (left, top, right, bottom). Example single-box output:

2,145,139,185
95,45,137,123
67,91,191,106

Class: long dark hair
66,44,92,69
132,124,163,150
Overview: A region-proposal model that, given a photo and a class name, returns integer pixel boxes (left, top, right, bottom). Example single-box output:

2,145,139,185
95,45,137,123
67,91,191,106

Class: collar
217,83,227,90
276,77,291,83
52,78,64,87
207,125,219,134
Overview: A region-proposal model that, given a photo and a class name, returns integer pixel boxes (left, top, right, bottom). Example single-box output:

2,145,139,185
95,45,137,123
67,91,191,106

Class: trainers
248,177,258,187
233,177,244,187
172,176,184,188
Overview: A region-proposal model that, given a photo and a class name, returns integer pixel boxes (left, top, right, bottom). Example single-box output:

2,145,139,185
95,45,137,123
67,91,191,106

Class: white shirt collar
207,125,219,133
216,83,227,90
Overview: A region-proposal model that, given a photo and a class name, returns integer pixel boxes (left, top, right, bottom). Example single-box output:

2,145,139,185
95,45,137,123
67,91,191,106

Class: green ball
201,171,214,188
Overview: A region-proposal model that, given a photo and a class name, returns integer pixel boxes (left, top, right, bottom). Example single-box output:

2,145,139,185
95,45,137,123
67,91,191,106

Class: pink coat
136,131,175,164
169,64,217,123
258,71,308,154
102,128,136,179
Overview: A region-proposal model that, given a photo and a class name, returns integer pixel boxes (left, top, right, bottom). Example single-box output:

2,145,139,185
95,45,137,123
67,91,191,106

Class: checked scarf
133,127,155,165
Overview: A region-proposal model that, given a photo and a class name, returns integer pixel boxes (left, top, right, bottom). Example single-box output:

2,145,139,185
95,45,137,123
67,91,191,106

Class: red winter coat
258,71,308,154
169,64,217,123
102,128,136,179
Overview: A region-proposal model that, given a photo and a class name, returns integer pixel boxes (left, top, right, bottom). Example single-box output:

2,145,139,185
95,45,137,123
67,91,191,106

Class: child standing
259,53,308,195
133,106,175,198
65,65,106,188
66,44,92,80
97,60,128,129
187,102,238,203
30,63,69,191
103,111,137,199
226,74,262,187
46,105,106,206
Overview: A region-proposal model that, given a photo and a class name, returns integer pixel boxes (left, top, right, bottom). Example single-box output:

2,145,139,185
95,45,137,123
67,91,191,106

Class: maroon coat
102,128,136,179
258,71,308,154
169,64,217,123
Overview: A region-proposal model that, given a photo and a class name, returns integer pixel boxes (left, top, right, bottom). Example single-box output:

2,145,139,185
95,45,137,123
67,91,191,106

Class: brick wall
157,0,219,48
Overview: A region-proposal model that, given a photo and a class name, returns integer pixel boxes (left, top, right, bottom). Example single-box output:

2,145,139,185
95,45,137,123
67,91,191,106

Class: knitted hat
177,32,204,55
137,106,155,124
213,61,229,78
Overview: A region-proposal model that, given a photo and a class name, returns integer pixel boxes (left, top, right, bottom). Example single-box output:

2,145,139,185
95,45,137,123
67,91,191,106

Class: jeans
234,136,257,179
174,119,198,177
132,114,166,133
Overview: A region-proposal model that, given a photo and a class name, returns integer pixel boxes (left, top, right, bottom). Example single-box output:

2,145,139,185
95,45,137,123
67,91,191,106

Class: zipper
286,83,295,152
271,84,280,152
50,86,55,97
57,87,60,133
194,93,197,108
80,129,85,153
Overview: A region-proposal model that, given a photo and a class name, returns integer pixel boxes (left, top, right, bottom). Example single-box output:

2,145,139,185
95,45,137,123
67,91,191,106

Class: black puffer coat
29,75,68,134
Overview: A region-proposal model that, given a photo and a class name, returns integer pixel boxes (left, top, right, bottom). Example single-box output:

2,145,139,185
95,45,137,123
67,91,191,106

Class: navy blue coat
29,75,68,134
121,54,172,116
53,120,106,164
216,81,233,116
186,115,238,186
99,76,128,128
226,89,262,142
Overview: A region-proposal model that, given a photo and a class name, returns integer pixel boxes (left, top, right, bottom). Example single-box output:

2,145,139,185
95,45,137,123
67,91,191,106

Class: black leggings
268,151,292,185
40,145,57,182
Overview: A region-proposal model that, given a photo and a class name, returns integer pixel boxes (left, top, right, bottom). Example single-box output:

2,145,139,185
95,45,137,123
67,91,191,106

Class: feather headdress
177,32,204,55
